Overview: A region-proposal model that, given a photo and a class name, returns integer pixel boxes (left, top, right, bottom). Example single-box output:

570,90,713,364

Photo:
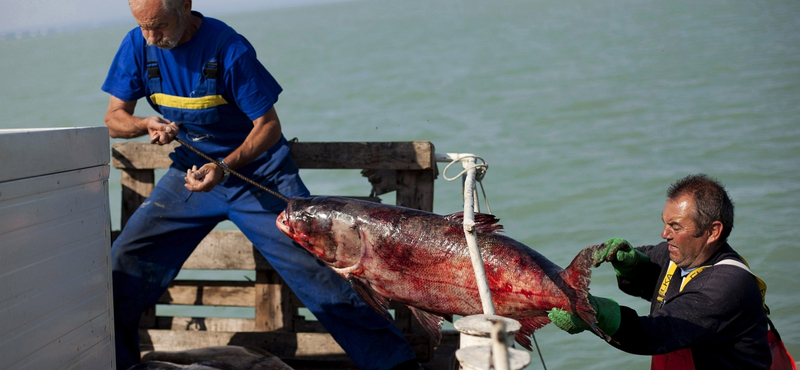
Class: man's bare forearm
105,108,148,138
222,106,282,170
104,95,177,144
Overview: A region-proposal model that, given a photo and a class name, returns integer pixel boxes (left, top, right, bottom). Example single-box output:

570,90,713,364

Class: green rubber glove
548,295,621,336
593,237,650,277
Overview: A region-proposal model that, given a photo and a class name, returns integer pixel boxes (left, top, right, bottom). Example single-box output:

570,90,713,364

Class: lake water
1,0,798,368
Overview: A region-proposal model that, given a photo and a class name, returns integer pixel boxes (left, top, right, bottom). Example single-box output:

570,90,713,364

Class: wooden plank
139,330,347,360
158,285,255,307
120,169,154,228
181,230,271,270
396,169,435,212
161,317,256,332
289,141,434,170
255,270,294,332
0,127,110,182
111,141,435,170
112,141,177,169
139,330,438,361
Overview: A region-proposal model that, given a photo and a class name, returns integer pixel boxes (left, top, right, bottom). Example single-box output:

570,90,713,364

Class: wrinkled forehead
129,0,163,14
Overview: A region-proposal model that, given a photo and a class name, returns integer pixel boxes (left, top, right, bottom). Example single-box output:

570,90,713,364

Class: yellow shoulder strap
656,261,711,302
655,257,769,313
656,261,678,304
680,265,711,290
715,258,769,313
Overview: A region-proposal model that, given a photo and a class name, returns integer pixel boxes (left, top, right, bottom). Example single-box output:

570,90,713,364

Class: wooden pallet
111,140,456,364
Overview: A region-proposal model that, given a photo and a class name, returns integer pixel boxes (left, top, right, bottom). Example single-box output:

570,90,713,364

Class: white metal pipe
436,152,495,314
491,319,511,370
444,154,495,315
435,152,467,162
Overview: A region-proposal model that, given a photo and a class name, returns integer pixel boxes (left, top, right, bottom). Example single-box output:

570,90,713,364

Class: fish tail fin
559,244,613,342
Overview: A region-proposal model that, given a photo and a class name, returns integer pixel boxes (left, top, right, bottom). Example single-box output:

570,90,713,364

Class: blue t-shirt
102,12,290,179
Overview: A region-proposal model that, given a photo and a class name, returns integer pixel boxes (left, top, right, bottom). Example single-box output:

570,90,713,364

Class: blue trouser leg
228,181,417,370
111,169,226,370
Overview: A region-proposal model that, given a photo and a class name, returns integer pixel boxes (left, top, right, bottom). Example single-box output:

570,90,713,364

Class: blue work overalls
111,24,416,370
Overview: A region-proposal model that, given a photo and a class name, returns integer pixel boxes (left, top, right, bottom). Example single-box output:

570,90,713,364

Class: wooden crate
111,140,448,363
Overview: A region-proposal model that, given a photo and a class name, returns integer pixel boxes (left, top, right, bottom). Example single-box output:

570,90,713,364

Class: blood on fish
276,196,611,348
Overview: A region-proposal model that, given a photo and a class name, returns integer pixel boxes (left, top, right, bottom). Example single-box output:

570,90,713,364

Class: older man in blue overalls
102,0,421,369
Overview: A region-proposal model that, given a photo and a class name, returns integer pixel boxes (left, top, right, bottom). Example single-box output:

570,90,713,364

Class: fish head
276,197,366,269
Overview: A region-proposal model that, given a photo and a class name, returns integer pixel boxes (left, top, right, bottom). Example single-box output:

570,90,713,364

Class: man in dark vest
548,174,771,369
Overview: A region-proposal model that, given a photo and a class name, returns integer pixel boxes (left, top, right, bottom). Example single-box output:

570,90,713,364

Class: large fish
276,197,608,349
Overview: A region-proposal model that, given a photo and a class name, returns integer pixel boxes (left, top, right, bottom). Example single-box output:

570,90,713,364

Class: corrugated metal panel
0,127,114,370
0,127,110,183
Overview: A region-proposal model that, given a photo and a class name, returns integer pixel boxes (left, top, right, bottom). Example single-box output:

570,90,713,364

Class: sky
0,0,346,35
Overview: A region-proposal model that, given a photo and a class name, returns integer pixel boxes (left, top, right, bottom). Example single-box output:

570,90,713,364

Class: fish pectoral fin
408,306,444,344
515,316,551,351
347,276,392,322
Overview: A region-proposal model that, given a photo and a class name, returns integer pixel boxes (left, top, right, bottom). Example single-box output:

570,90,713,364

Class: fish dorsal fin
408,306,445,344
444,212,504,233
347,276,392,322
514,316,551,351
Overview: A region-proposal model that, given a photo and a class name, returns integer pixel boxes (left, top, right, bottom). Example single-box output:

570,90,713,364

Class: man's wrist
218,160,231,179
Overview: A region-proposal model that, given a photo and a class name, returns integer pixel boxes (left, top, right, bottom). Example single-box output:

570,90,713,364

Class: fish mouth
275,211,293,236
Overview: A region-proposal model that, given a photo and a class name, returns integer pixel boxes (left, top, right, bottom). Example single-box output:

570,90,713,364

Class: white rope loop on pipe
441,155,492,215
442,155,488,182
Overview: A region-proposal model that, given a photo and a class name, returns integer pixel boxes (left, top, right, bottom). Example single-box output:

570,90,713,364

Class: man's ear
706,220,723,245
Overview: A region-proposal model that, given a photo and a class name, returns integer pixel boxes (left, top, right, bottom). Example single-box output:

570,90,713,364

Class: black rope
153,136,290,203
532,333,547,369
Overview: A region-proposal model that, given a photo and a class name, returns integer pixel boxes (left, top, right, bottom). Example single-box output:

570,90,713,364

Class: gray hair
129,0,188,22
162,0,186,19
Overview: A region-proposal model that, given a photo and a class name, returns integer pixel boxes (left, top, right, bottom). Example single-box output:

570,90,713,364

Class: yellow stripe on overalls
150,93,228,110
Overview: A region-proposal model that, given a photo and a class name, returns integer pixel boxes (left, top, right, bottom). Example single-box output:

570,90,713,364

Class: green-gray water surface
1,0,798,368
